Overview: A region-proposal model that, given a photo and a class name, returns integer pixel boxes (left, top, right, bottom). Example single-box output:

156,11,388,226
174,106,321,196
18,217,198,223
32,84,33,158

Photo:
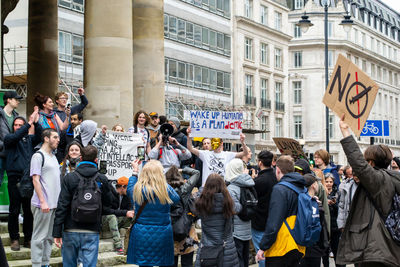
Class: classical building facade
288,0,400,164
232,0,292,153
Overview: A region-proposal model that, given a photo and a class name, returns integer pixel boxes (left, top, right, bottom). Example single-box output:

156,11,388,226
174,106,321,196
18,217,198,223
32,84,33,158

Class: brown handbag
123,200,148,255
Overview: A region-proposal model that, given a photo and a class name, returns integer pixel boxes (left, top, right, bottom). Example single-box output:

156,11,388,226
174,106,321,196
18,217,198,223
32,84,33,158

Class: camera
159,123,174,145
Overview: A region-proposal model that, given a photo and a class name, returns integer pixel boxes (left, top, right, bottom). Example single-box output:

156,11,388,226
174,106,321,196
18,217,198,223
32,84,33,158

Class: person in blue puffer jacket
126,160,180,267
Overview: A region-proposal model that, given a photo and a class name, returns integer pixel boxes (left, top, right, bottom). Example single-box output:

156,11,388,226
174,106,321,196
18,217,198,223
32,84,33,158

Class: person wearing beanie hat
294,158,311,174
117,176,129,186
226,158,255,267
168,117,188,150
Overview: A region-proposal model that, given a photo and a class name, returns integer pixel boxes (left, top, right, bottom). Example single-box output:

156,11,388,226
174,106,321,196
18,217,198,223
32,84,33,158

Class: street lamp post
296,1,353,153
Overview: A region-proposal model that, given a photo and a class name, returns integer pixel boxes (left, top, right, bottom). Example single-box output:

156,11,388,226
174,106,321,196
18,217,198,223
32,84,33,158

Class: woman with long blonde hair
126,160,180,267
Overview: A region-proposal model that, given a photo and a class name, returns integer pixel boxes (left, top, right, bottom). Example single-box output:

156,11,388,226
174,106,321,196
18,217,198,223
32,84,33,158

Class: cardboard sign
189,110,243,139
98,131,144,180
273,137,307,160
323,54,379,137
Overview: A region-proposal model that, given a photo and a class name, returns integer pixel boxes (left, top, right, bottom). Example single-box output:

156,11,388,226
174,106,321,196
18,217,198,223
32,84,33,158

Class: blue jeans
252,228,265,267
62,232,99,267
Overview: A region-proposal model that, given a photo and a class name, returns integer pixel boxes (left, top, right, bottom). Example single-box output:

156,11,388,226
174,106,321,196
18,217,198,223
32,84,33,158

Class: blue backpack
280,181,321,247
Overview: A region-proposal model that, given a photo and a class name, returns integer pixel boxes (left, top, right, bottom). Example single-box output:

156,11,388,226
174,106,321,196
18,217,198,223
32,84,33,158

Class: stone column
132,0,165,115
27,0,58,112
84,0,134,128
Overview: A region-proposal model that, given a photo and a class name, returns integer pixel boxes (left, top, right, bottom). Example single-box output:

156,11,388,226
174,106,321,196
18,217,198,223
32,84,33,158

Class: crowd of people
0,89,399,267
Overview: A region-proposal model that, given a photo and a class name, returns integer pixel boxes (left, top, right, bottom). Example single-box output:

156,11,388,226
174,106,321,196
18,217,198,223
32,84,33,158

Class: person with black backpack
336,115,400,267
165,166,200,267
226,158,256,267
52,145,134,267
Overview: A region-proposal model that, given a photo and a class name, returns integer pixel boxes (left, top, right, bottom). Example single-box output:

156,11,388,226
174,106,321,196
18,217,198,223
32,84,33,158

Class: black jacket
0,108,18,158
108,183,132,217
52,162,114,237
4,119,42,177
171,131,187,149
251,168,277,231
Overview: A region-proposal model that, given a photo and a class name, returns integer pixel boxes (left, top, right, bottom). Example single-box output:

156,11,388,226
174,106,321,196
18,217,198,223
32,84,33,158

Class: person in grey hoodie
226,158,255,267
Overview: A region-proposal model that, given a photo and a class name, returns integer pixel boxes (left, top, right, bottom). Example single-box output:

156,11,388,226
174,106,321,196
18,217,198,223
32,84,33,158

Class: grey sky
381,0,400,13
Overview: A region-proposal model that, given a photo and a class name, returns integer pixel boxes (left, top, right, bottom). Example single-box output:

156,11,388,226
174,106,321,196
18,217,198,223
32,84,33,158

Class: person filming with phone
148,123,191,172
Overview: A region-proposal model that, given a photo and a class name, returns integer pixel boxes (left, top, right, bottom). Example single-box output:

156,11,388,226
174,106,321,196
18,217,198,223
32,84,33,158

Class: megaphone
160,123,174,137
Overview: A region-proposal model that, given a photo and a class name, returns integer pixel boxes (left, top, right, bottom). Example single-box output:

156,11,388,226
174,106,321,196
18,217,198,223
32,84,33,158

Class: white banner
189,110,243,139
98,131,144,180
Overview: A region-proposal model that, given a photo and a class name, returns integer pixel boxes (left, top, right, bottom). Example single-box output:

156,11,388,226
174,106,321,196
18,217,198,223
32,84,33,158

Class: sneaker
329,251,334,258
23,240,31,249
10,240,20,251
115,248,124,255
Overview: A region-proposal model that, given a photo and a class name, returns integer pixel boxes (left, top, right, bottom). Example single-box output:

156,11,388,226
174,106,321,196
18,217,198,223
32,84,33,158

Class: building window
166,57,231,93
329,114,334,139
261,116,268,140
328,50,334,67
58,0,84,12
293,81,301,104
72,35,83,64
245,74,254,104
361,32,366,47
294,51,302,68
370,37,375,52
294,24,301,38
294,0,304,9
260,78,269,108
328,21,333,37
164,14,231,56
260,5,268,25
377,40,381,55
274,48,282,69
275,118,282,137
245,38,253,60
182,0,230,18
275,81,282,104
59,31,72,62
353,28,358,44
260,43,268,64
274,11,282,31
294,115,302,139
362,60,367,72
244,0,252,19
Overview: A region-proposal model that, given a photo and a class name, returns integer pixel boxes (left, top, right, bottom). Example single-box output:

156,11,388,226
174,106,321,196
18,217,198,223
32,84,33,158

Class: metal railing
261,98,271,109
275,101,285,111
245,95,256,106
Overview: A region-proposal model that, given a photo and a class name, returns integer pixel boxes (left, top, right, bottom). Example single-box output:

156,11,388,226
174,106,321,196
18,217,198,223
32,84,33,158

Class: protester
251,150,277,267
126,160,180,267
314,149,340,186
194,138,211,187
60,141,83,178
337,174,359,231
74,120,106,151
323,173,343,267
226,158,254,267
187,127,249,185
343,165,353,180
194,173,239,266
299,173,329,267
53,145,132,266
30,128,61,267
112,123,124,132
4,108,41,250
0,237,7,267
148,112,160,148
148,133,191,172
102,176,133,254
168,117,187,148
128,110,151,155
66,112,83,143
391,157,400,171
336,115,400,266
34,93,70,134
159,115,167,125
0,90,23,185
165,166,200,267
54,89,88,122
256,155,306,266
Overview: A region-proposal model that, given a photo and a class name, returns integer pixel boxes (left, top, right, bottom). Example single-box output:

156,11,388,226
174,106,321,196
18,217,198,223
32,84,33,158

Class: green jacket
337,136,400,266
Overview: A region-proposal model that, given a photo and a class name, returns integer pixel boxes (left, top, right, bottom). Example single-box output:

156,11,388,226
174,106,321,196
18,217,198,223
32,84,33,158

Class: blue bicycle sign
360,120,389,137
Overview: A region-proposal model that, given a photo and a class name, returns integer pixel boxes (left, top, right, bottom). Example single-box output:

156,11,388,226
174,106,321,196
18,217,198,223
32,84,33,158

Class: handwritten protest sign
323,54,379,137
273,137,307,160
98,131,144,180
189,110,243,139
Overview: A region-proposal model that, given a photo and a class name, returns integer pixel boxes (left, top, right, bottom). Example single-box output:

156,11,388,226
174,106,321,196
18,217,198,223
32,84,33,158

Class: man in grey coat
337,115,400,267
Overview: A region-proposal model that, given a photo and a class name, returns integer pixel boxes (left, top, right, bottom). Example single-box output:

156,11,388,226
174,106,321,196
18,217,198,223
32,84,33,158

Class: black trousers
174,252,194,267
265,250,302,267
7,175,33,241
234,237,250,267
299,257,321,267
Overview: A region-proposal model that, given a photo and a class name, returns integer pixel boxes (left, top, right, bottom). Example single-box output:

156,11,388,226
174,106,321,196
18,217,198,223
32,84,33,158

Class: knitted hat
225,158,245,182
117,176,129,186
168,116,180,129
